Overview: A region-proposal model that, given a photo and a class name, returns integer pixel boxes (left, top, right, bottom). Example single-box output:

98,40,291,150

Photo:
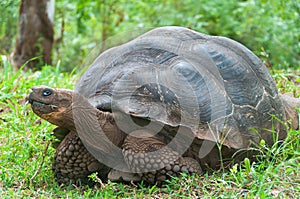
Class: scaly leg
52,131,109,185
122,130,202,184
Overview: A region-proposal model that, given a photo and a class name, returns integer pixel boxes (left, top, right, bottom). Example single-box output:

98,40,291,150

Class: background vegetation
0,0,299,71
0,0,299,198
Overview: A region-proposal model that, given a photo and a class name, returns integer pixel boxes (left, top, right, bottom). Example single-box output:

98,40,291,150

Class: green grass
0,59,299,198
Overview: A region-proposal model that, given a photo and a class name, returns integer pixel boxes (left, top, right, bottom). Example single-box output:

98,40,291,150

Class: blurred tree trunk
12,0,54,70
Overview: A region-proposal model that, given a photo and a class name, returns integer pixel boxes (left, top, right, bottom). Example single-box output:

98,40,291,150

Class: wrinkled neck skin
46,106,75,131
68,94,126,148
280,94,300,130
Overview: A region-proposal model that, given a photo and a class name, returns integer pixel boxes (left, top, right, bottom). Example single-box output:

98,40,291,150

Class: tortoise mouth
26,95,49,106
30,99,50,107
27,96,58,114
26,91,51,106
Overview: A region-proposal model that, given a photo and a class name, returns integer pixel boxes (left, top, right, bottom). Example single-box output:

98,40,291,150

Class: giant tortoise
27,26,300,185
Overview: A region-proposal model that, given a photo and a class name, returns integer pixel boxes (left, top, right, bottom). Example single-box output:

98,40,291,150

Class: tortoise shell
75,26,286,150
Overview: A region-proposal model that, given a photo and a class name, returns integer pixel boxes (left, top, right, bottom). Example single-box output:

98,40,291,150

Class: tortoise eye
42,89,52,96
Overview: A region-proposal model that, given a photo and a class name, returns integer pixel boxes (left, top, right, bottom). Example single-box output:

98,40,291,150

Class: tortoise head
27,86,75,129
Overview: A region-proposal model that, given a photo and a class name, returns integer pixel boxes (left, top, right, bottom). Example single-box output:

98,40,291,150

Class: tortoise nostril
32,87,38,91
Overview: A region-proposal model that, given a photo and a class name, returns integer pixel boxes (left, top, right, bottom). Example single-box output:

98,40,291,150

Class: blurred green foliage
0,0,299,71
0,0,20,54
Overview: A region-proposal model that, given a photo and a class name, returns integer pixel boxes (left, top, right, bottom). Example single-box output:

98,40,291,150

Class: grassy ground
0,59,299,198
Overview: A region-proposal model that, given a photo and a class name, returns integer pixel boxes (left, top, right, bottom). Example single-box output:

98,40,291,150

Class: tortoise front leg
53,131,109,186
122,130,202,184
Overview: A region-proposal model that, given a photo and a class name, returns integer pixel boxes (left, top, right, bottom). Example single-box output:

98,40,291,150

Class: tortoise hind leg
280,94,300,130
122,130,202,184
